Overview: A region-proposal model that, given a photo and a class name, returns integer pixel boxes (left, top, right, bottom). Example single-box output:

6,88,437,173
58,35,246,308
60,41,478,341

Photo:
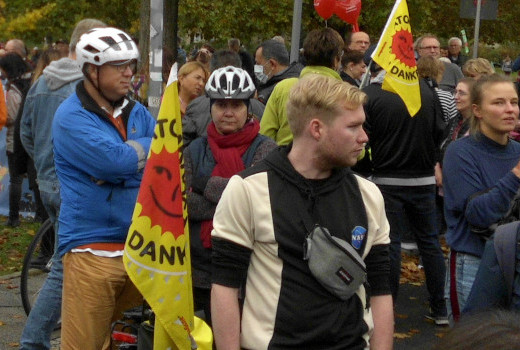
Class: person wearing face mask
254,39,302,104
260,28,345,145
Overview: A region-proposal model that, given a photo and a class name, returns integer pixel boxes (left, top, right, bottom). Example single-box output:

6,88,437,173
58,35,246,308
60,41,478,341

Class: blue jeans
445,251,480,321
378,184,447,315
20,191,61,350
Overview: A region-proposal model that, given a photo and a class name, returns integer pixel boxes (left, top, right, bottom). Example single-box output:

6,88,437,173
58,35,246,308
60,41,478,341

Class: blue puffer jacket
52,83,156,256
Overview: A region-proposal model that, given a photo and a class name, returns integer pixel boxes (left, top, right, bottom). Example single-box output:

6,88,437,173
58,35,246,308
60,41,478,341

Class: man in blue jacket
52,27,155,349
19,18,106,350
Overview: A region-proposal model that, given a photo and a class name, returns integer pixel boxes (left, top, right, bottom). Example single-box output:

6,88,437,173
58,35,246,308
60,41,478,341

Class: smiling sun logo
136,145,187,239
391,29,416,68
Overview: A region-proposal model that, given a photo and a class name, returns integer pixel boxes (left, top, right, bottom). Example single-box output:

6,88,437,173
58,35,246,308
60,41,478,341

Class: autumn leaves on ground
395,239,450,342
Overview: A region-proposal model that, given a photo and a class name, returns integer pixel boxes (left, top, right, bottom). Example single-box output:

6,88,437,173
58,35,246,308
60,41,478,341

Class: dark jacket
185,132,276,289
449,53,468,68
182,96,266,147
363,77,445,178
340,71,359,87
257,62,303,104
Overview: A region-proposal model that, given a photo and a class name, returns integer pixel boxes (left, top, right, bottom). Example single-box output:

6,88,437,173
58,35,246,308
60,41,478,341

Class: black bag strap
288,181,372,308
493,221,520,306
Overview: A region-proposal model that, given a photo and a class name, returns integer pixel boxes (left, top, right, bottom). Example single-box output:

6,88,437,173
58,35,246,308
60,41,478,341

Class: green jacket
259,66,341,145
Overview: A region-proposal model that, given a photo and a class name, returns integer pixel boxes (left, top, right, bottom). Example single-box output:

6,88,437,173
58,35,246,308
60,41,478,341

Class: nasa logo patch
351,226,367,249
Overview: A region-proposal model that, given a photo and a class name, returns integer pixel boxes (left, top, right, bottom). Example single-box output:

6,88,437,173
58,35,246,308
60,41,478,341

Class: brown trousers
61,252,142,350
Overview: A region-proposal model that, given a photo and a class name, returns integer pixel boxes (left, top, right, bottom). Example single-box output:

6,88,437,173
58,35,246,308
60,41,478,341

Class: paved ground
394,282,449,349
0,272,27,349
0,270,447,349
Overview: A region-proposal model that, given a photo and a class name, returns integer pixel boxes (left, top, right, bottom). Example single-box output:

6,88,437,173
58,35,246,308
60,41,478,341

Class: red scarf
200,119,260,248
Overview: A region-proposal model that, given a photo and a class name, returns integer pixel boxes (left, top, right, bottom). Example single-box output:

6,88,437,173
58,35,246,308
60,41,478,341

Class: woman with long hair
443,74,520,321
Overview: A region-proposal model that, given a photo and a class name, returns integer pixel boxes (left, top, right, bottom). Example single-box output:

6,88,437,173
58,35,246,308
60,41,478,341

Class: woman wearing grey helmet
184,66,276,325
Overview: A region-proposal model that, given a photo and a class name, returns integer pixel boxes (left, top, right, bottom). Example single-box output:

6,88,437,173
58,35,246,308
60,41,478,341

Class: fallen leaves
394,332,412,339
400,252,426,286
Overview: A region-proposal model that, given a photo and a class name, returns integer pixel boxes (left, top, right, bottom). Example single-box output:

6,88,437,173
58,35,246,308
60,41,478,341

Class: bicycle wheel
20,218,55,315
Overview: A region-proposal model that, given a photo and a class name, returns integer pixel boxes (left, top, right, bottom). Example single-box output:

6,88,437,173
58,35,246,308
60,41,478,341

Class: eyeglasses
420,46,440,51
109,61,137,74
455,90,468,97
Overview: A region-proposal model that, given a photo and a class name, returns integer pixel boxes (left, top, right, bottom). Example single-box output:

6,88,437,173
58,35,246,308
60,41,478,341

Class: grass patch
0,216,42,276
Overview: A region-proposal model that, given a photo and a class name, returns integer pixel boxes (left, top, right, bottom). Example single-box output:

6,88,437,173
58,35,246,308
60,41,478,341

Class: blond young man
211,74,394,350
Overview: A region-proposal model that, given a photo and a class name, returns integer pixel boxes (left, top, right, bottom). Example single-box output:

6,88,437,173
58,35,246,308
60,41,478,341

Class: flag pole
290,0,303,64
472,0,482,58
359,60,372,89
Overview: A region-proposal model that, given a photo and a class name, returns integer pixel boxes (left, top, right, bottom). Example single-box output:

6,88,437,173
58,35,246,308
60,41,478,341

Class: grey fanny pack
303,224,367,301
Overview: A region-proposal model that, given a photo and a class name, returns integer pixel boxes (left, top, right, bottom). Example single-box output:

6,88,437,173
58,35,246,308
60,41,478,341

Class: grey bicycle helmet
205,66,255,100
76,27,139,71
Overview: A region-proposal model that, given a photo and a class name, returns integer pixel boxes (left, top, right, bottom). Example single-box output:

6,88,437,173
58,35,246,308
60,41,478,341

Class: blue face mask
254,64,269,84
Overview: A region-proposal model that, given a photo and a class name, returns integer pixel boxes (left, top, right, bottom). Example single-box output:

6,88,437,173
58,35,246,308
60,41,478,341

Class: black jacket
257,62,303,104
363,78,445,178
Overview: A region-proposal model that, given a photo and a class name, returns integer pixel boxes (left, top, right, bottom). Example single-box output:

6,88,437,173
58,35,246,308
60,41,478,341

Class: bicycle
20,218,55,315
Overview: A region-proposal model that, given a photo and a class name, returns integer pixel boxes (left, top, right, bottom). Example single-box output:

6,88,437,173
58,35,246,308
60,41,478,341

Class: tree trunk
139,0,150,72
163,0,179,65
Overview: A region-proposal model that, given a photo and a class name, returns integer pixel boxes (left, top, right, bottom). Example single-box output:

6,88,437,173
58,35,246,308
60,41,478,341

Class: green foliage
1,0,140,45
0,218,41,276
1,0,519,57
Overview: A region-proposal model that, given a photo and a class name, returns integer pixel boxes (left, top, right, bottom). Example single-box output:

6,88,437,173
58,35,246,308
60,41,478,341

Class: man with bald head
346,31,370,53
5,38,27,58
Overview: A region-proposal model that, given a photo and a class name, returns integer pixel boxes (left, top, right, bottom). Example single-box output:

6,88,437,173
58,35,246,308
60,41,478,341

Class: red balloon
314,0,335,20
334,0,362,26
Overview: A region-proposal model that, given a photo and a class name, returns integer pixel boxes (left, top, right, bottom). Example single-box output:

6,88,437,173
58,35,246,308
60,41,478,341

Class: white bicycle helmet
76,27,139,71
205,66,256,100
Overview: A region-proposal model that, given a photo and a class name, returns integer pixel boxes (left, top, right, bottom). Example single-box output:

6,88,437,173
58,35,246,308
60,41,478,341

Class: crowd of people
1,18,520,349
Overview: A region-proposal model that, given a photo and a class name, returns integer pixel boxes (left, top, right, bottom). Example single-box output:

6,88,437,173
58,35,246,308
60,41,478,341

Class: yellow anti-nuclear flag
123,65,212,349
371,0,421,117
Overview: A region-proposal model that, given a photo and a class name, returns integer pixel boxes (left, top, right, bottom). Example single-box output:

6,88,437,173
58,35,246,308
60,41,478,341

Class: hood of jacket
299,65,342,81
43,57,83,91
263,145,350,201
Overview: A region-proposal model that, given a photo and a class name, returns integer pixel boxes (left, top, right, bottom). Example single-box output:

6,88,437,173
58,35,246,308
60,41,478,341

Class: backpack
493,221,520,308
464,221,520,313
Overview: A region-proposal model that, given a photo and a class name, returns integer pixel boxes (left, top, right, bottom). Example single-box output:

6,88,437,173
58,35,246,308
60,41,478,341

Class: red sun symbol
391,29,416,68
138,147,185,239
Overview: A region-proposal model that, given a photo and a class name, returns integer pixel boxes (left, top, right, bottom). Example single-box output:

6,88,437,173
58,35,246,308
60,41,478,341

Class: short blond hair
287,74,367,137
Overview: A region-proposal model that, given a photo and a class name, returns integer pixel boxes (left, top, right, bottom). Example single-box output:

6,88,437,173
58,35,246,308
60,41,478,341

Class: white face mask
254,64,269,84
